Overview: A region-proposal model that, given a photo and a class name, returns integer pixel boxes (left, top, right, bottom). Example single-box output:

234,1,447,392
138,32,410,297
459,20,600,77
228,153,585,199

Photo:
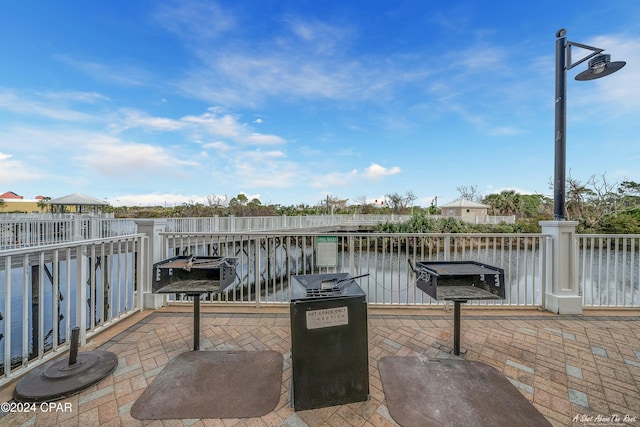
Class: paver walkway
1,308,639,426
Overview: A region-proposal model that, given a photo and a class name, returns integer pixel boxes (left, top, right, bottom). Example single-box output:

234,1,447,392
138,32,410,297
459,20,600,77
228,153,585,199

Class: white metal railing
0,234,146,386
0,217,138,250
2,214,521,250
164,214,412,233
577,234,640,308
2,215,401,249
161,232,548,308
1,225,639,388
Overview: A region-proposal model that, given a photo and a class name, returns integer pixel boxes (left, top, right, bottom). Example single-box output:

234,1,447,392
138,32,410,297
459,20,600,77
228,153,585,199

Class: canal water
0,253,135,369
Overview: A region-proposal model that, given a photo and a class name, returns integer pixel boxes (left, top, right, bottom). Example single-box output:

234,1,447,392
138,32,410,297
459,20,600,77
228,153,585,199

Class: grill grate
305,286,342,298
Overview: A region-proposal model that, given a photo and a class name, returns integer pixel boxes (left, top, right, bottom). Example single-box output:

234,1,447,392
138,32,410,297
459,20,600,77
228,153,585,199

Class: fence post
89,217,101,239
72,217,84,241
134,219,167,309
444,235,451,261
75,245,88,346
539,221,581,314
349,236,355,276
254,236,261,307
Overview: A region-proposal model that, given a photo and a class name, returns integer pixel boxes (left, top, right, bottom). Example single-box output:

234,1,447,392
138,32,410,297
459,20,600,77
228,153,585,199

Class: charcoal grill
153,256,237,350
409,261,505,355
289,273,369,410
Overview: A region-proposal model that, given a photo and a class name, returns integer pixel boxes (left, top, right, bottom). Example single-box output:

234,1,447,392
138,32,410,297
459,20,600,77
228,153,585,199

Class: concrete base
144,293,165,309
545,294,582,315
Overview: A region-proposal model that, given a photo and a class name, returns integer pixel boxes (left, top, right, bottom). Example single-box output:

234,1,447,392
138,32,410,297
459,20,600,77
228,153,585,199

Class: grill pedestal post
192,294,201,351
453,301,462,356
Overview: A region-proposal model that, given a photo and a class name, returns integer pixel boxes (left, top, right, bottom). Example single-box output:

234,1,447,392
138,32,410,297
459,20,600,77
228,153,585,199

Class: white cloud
107,193,209,207
0,152,44,183
153,0,236,41
310,169,359,188
0,88,94,121
57,56,152,87
202,141,231,151
246,133,286,145
79,142,199,177
181,109,286,145
120,109,186,131
233,160,299,188
364,163,401,180
40,90,110,103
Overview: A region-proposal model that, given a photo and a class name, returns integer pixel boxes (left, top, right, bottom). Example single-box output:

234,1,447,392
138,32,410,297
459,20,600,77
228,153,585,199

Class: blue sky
1,1,638,208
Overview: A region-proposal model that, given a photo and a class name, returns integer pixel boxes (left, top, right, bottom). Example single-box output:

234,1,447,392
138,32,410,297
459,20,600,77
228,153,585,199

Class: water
266,247,639,306
0,253,135,367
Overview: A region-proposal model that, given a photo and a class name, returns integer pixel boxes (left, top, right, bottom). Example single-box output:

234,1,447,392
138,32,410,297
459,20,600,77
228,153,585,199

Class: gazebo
46,193,109,215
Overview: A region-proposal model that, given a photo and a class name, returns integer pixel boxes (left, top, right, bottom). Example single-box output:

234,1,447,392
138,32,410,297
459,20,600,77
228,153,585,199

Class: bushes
377,214,525,233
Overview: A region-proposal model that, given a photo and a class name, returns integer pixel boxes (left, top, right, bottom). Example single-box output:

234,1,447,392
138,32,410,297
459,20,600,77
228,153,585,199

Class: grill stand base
189,293,202,351
452,300,467,356
14,327,118,402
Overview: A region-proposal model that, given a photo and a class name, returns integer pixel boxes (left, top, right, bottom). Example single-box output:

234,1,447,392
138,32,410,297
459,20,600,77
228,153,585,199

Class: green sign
316,236,338,267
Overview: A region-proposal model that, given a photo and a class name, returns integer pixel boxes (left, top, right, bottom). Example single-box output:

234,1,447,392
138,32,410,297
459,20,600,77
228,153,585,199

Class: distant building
46,193,109,215
1,191,109,215
0,191,48,213
0,191,23,199
439,199,490,220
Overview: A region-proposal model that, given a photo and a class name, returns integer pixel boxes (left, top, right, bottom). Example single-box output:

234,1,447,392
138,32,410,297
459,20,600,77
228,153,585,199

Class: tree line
453,175,640,233
105,175,640,234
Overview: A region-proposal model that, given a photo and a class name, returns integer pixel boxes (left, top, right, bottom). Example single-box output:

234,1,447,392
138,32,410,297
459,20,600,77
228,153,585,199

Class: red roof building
0,191,23,199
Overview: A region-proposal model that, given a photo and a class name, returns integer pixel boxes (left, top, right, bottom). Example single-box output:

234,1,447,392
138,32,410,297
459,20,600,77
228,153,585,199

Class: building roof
439,198,490,209
46,193,108,206
0,191,23,199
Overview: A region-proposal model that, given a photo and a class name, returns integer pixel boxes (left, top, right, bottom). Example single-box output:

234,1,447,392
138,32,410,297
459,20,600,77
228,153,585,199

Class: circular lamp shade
576,54,626,81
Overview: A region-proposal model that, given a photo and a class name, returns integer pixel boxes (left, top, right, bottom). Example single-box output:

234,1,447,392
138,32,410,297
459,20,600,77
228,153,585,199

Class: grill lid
153,256,237,294
291,273,367,300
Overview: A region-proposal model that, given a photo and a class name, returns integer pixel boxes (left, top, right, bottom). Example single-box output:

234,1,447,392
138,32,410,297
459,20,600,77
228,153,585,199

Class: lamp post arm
566,40,605,71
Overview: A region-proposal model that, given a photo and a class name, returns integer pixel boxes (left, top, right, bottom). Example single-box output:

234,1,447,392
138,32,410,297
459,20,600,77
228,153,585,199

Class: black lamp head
575,54,626,81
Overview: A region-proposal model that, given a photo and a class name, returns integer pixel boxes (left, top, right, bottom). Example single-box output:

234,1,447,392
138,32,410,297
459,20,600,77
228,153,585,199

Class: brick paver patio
1,307,639,426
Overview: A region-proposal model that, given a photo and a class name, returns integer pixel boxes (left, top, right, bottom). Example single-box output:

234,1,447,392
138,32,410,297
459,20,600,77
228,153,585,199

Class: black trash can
289,273,369,411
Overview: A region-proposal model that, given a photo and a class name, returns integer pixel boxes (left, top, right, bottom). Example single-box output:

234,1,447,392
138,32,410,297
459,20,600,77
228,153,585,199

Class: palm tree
498,190,521,216
483,194,502,215
37,197,51,213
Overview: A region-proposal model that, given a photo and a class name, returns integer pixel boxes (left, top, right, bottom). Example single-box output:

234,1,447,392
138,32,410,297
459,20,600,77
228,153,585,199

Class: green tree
37,197,51,213
483,193,501,215
499,190,521,216
519,194,552,218
618,180,640,213
482,190,521,216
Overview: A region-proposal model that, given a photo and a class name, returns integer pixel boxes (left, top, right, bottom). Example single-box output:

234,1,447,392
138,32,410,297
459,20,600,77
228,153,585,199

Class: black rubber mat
131,350,283,420
378,357,551,427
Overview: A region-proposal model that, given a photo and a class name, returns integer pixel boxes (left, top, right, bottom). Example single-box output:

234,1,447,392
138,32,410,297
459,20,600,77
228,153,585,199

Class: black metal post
68,327,80,365
193,294,200,351
453,301,462,356
554,29,567,221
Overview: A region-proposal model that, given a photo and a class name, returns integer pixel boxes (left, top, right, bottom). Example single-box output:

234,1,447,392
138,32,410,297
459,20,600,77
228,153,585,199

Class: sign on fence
316,235,338,267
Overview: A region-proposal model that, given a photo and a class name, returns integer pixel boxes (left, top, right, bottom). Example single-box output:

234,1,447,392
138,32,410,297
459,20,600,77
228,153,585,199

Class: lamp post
553,28,625,220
